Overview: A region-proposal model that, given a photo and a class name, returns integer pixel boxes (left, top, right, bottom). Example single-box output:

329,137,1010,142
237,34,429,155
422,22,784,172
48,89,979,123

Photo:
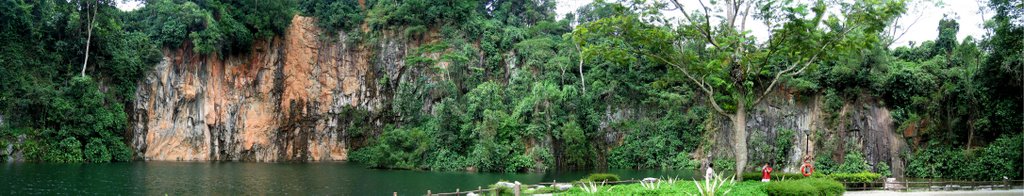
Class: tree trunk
81,3,96,77
575,43,586,93
732,101,747,179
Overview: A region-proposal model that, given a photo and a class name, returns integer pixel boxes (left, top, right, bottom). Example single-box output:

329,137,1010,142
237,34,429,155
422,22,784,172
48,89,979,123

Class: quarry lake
2,162,696,195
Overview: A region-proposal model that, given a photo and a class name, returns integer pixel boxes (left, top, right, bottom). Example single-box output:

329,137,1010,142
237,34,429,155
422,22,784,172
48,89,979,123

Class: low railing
843,179,1024,191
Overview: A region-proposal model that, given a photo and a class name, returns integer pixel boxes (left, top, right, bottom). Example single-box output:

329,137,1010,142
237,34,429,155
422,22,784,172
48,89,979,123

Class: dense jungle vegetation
0,0,1021,181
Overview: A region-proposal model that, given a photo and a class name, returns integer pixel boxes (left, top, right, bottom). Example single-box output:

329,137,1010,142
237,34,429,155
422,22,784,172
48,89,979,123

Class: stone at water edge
495,182,516,188
642,177,659,183
556,183,573,191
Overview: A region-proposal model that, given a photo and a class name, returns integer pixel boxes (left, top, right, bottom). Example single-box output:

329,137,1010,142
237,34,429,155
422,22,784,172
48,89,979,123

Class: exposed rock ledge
130,15,408,161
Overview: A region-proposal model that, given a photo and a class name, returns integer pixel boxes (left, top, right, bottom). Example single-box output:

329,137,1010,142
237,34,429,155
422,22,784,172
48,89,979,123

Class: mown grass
558,180,770,196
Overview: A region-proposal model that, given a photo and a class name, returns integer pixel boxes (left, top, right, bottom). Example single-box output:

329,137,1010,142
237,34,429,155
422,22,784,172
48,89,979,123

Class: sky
117,0,988,48
555,0,989,47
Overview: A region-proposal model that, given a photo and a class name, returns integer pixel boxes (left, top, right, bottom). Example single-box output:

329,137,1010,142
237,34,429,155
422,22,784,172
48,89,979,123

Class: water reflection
3,162,695,195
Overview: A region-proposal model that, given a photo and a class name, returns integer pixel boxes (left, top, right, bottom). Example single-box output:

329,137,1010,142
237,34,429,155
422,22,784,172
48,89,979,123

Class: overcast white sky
555,0,989,47
118,0,988,47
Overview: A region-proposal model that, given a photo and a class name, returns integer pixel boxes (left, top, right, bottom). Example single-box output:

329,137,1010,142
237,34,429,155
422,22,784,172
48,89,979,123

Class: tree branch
645,51,729,116
752,25,857,105
670,0,720,48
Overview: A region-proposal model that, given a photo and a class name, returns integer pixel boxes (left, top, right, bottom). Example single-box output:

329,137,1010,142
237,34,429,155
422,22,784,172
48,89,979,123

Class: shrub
906,146,965,179
671,152,699,170
44,137,83,163
800,178,845,196
581,173,620,182
905,134,1023,180
713,159,736,175
814,155,838,175
764,178,845,196
828,172,881,183
742,172,806,181
109,140,133,162
350,126,434,169
836,151,870,173
970,134,1023,180
764,180,817,196
426,148,468,171
84,138,111,163
875,162,891,177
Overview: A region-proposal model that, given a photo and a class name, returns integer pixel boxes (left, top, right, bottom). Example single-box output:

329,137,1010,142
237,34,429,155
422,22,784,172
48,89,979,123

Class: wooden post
427,190,431,196
477,186,482,193
513,183,521,196
904,179,908,192
393,192,397,196
456,188,460,196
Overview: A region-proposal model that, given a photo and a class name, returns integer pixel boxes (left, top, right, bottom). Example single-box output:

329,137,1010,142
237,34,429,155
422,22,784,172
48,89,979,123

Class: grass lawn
556,180,771,195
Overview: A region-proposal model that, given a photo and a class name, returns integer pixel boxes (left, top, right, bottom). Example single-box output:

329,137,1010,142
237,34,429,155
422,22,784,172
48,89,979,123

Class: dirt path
845,189,1024,196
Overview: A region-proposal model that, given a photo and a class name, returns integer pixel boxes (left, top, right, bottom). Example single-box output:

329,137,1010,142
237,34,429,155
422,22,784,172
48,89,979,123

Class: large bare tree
657,0,906,177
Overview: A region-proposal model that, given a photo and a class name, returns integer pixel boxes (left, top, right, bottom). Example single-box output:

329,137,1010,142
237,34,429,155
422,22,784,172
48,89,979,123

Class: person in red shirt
761,162,773,182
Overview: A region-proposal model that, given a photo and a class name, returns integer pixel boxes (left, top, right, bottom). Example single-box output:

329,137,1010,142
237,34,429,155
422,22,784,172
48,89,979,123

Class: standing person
761,163,773,182
705,162,715,180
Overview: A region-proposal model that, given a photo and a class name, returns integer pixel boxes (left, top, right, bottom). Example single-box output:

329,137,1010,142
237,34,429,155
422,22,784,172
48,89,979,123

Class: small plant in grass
663,176,680,184
580,181,614,194
640,179,662,190
692,172,735,196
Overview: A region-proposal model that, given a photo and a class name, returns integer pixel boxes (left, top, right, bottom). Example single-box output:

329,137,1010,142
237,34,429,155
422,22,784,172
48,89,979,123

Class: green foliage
350,126,433,170
560,179,764,195
774,129,795,164
84,138,111,163
671,152,700,170
827,172,881,183
712,159,737,176
909,134,1024,180
970,134,1023,180
764,178,844,196
836,151,870,173
131,0,295,54
764,180,818,196
876,162,891,177
812,148,838,175
742,172,807,181
527,186,560,194
558,121,591,169
800,178,846,196
298,0,363,34
45,137,83,163
581,173,621,182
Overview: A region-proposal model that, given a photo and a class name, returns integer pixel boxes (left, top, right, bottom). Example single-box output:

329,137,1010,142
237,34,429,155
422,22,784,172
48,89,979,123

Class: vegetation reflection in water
2,162,695,195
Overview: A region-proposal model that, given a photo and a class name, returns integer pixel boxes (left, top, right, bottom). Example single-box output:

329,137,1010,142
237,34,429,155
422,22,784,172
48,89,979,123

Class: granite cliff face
130,15,421,161
705,91,909,177
130,15,907,170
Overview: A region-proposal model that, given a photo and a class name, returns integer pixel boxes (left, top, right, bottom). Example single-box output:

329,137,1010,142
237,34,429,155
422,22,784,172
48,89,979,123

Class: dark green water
2,162,695,195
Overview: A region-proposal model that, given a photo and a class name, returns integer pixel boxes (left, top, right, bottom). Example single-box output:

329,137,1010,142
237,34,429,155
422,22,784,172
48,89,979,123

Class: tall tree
653,0,906,177
81,0,99,77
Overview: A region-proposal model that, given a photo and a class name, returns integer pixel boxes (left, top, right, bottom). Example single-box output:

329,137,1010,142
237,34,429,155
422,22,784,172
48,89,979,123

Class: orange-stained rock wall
130,15,409,161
